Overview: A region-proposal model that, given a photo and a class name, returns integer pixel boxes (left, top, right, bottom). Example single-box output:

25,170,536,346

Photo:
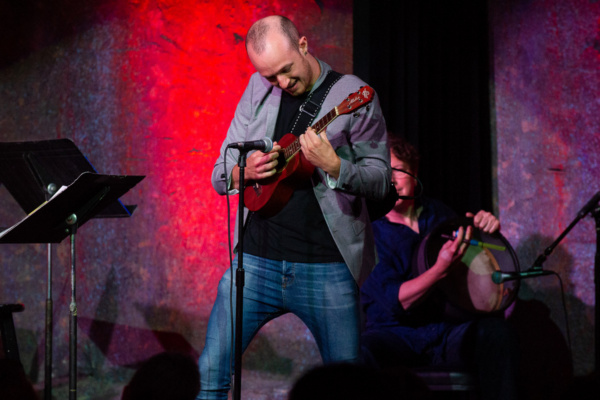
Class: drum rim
413,216,521,315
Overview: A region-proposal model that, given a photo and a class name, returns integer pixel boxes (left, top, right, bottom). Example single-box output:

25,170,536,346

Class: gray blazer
211,60,390,285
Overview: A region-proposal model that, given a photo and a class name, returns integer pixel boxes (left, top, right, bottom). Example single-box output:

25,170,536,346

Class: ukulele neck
283,107,340,160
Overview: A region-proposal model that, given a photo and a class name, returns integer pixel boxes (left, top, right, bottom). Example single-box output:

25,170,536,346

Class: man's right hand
231,142,281,190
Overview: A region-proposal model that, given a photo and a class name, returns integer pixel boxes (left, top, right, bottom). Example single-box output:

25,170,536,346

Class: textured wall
491,0,600,395
0,1,352,398
3,0,599,398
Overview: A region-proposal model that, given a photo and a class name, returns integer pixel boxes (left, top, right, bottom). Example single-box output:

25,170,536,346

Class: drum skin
413,217,520,318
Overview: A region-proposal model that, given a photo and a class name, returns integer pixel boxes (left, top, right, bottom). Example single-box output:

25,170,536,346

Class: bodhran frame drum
413,217,520,319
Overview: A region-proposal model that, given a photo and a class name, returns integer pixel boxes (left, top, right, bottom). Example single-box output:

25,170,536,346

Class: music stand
0,139,144,400
0,139,137,217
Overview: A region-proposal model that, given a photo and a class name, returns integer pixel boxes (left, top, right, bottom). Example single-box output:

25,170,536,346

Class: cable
392,168,424,200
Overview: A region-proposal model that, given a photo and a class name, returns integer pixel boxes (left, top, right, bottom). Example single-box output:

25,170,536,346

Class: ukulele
244,86,375,217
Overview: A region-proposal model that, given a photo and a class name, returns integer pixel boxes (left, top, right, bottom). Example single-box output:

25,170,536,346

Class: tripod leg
68,225,78,400
45,243,53,400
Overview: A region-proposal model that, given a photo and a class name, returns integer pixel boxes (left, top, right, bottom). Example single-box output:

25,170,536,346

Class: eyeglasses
391,167,416,179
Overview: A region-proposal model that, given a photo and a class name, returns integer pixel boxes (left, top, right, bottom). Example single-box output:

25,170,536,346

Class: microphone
491,269,554,284
227,137,273,152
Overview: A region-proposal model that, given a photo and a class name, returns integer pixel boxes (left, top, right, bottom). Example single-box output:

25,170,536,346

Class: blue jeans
197,254,360,400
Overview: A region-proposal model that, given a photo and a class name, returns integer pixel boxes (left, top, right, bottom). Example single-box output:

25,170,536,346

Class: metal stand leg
68,216,78,400
45,243,53,400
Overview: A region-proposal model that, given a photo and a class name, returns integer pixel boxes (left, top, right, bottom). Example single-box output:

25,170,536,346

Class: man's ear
299,36,308,55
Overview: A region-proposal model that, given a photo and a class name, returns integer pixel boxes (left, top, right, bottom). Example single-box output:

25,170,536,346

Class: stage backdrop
0,1,352,398
2,0,600,399
491,0,600,398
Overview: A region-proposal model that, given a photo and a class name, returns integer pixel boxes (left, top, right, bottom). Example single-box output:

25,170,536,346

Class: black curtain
353,0,493,215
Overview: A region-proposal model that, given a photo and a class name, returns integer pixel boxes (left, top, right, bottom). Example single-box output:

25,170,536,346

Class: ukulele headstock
337,86,374,115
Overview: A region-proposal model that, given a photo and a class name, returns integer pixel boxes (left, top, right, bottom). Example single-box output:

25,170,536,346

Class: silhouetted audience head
288,362,430,400
0,359,39,400
121,352,200,400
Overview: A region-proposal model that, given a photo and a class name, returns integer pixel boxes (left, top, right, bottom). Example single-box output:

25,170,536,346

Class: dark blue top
360,197,458,354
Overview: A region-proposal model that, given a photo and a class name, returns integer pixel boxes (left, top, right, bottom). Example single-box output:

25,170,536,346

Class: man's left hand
299,127,341,179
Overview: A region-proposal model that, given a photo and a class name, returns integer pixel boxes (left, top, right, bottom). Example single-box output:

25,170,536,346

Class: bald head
246,15,300,55
245,15,319,96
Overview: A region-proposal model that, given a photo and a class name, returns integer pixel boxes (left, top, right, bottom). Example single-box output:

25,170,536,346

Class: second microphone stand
528,191,600,370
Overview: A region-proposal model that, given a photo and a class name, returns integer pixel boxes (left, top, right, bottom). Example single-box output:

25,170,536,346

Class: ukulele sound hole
275,151,287,173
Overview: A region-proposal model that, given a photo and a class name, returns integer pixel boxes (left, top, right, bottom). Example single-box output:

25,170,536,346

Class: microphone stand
528,192,600,370
233,151,248,400
530,192,600,271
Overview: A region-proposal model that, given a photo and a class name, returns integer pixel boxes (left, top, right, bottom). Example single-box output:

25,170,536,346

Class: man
360,136,519,399
200,15,390,399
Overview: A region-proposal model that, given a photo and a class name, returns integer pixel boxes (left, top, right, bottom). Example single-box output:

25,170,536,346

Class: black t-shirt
242,90,344,263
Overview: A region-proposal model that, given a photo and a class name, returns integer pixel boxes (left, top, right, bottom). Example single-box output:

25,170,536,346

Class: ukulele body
244,133,315,217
